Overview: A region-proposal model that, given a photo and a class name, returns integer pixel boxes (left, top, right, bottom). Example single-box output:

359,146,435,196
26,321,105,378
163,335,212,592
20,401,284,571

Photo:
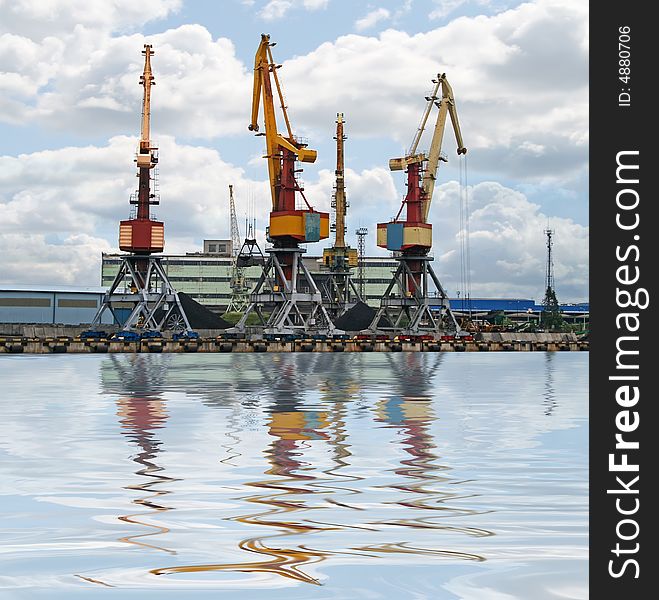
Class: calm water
0,353,588,599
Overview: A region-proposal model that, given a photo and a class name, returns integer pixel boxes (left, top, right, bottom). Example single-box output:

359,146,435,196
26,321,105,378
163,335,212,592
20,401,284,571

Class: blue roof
431,298,589,313
448,298,535,311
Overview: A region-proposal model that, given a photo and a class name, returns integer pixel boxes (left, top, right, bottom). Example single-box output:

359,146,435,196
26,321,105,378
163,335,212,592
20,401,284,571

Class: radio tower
90,45,192,334
225,185,250,313
541,228,561,328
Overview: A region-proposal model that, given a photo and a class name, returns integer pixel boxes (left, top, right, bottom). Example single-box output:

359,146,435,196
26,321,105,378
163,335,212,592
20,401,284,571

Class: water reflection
543,352,557,416
0,352,588,596
103,355,177,555
368,355,491,555
150,353,488,584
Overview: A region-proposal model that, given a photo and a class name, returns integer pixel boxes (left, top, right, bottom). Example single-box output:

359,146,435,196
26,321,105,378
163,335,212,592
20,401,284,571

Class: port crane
225,185,250,314
320,113,361,318
235,34,335,336
370,73,466,337
91,45,192,335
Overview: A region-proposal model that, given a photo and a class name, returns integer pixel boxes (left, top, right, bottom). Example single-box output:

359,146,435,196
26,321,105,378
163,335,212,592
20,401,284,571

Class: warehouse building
0,285,114,325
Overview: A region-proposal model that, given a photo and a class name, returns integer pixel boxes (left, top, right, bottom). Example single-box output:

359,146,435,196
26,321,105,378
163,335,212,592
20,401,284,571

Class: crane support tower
234,34,336,337
91,45,192,334
369,73,466,338
319,113,361,318
225,185,250,314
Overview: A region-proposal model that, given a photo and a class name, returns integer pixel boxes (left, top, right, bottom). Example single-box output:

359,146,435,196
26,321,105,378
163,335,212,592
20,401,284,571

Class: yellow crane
234,35,336,335
323,113,358,268
249,34,328,246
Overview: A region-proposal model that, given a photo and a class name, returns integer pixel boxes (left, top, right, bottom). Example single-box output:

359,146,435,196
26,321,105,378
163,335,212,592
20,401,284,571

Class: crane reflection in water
102,354,178,556
366,353,491,558
152,353,487,585
153,353,344,584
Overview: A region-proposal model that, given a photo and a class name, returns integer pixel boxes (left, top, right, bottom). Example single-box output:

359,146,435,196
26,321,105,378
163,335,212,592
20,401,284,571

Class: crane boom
377,72,465,256
421,74,466,221
139,45,155,155
249,34,317,213
408,78,441,157
247,34,327,247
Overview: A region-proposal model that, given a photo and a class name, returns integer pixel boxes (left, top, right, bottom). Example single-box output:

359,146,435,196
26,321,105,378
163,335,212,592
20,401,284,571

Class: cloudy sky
0,0,588,301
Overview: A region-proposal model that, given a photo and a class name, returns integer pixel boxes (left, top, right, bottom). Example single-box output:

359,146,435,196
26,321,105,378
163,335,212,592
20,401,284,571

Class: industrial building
101,248,402,313
0,285,114,325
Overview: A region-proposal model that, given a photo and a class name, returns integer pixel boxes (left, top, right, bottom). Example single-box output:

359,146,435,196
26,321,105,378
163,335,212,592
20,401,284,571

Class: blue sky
0,0,588,300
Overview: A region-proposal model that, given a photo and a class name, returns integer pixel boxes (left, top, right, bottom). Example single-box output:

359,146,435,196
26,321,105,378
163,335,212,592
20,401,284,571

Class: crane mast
91,45,193,335
333,113,346,249
119,44,163,255
229,185,240,258
226,185,250,314
320,114,360,318
323,113,357,270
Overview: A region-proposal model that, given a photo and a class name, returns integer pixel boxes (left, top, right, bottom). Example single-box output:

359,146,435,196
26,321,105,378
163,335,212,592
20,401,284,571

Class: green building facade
101,251,401,313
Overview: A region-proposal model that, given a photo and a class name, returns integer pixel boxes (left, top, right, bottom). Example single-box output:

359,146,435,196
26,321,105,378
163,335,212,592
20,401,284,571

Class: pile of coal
177,293,232,329
334,301,390,331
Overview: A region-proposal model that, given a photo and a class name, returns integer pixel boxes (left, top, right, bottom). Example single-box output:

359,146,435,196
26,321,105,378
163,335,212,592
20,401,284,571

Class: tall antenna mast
541,227,562,329
544,228,554,295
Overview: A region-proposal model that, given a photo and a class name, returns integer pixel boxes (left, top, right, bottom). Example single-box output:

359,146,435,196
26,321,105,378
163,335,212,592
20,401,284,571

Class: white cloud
0,0,181,39
255,0,328,20
0,24,252,137
0,133,587,298
0,135,271,284
430,180,588,301
355,8,391,31
0,0,588,298
1,0,588,182
283,0,588,185
296,167,587,301
0,233,112,285
303,0,329,9
429,0,469,20
259,0,293,20
394,0,414,19
302,166,400,222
